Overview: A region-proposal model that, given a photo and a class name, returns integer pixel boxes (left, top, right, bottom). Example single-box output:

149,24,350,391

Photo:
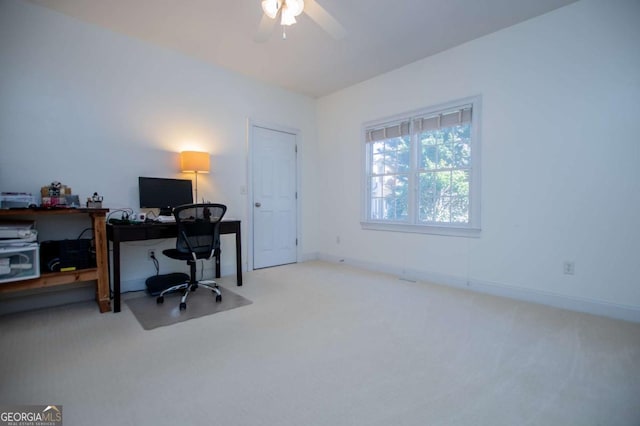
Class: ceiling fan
255,0,347,42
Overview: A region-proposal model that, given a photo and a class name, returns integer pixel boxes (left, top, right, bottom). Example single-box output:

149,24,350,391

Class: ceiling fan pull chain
282,26,287,40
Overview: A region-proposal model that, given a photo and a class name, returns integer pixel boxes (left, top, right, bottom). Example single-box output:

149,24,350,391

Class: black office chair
157,203,227,310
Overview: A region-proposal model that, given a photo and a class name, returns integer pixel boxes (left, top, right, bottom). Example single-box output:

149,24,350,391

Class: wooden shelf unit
0,208,110,312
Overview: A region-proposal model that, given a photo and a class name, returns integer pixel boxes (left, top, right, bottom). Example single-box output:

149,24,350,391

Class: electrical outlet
147,249,156,260
563,261,575,275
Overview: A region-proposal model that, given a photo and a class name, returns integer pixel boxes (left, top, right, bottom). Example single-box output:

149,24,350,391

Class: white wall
316,0,640,321
2,0,639,321
0,0,319,297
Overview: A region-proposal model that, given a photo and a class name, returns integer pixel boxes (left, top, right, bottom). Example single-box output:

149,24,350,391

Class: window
362,96,481,236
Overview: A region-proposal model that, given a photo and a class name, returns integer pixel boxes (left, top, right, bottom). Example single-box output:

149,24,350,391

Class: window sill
361,221,481,238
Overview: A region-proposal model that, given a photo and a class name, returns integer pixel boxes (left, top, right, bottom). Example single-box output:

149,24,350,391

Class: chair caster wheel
179,302,187,310
215,294,222,303
157,296,164,304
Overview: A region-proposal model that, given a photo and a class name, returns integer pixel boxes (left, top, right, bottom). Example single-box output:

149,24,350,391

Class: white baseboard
316,253,640,323
121,278,147,293
299,252,320,263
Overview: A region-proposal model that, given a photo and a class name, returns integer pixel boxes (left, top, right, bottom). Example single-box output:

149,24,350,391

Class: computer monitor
138,177,193,216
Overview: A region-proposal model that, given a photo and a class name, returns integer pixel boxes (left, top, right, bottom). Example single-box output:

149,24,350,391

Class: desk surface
107,219,240,241
107,219,242,313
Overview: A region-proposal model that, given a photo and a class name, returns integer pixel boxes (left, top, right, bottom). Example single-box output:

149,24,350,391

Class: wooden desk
0,208,111,313
107,220,242,313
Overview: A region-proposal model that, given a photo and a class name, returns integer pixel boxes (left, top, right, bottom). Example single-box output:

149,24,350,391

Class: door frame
246,118,301,271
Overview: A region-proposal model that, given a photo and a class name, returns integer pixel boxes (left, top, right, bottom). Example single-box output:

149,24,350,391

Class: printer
0,221,38,246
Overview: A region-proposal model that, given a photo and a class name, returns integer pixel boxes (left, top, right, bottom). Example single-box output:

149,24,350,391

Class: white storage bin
0,244,40,284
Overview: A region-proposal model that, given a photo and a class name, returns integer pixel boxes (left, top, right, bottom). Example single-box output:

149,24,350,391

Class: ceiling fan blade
303,0,347,40
254,13,277,43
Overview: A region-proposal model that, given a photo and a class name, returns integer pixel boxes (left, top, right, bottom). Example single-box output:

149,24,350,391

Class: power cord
77,228,93,239
107,208,134,224
150,252,160,276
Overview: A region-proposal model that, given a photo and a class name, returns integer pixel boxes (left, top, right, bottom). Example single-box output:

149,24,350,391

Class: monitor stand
159,207,172,217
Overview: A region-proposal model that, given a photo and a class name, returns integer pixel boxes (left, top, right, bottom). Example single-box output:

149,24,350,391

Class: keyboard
156,215,175,223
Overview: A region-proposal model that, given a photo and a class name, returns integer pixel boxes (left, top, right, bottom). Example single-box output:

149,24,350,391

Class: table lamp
180,151,210,203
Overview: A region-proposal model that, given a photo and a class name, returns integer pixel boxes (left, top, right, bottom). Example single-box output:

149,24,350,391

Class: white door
252,126,297,269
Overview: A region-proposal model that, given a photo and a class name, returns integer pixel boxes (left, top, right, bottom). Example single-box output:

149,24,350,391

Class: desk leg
215,225,242,286
113,236,121,313
91,213,111,312
235,224,242,286
215,248,221,279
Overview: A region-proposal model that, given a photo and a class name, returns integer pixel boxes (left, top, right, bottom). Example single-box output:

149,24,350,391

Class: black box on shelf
40,239,95,273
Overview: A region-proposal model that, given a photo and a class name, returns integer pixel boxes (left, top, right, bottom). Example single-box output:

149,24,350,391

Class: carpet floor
1,261,639,426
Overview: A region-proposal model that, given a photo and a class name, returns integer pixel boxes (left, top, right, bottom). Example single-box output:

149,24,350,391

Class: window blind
366,121,410,142
413,105,472,132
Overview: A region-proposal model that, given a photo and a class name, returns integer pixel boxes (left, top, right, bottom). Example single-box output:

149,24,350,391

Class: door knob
254,202,261,207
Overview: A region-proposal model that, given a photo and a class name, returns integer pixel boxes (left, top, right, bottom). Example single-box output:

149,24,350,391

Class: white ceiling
26,0,578,98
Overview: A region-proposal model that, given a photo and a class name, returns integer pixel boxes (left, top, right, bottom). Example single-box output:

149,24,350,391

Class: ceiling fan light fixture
256,0,346,42
261,0,280,19
280,5,297,26
286,0,304,17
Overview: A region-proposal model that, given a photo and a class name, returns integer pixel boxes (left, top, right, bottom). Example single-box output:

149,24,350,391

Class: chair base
156,280,222,310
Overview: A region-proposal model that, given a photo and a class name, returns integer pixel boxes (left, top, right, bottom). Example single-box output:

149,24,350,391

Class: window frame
361,96,482,237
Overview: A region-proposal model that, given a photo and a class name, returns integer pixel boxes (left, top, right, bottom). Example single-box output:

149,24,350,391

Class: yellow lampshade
180,151,210,173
